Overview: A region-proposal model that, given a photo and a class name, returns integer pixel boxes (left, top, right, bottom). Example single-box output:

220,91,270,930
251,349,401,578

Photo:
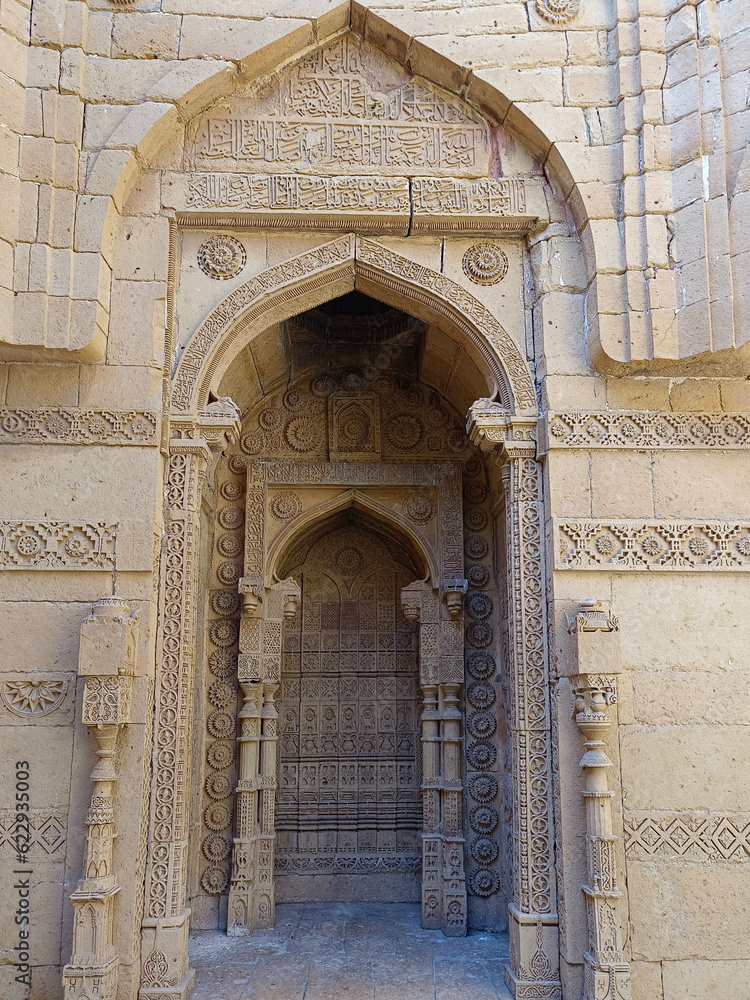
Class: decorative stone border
554,519,750,570
543,411,750,450
624,811,750,861
0,521,117,569
0,409,158,445
0,809,67,856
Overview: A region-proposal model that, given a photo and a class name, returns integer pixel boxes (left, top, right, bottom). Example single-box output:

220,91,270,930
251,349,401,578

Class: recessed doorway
275,516,422,903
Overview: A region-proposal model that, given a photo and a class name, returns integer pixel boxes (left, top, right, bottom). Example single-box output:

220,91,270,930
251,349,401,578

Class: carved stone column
566,600,631,1000
402,578,468,937
63,597,141,1000
228,576,301,933
140,402,240,1000
468,405,561,999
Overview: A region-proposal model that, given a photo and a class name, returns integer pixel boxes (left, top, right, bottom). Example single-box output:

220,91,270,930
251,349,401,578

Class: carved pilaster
467,402,561,999
228,577,300,933
440,680,467,936
141,403,240,1000
402,580,467,937
567,601,631,1000
63,597,140,1000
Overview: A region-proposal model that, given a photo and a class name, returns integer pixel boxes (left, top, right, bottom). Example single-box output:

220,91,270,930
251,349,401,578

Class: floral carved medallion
198,235,247,280
535,0,580,23
1,678,68,717
462,244,509,285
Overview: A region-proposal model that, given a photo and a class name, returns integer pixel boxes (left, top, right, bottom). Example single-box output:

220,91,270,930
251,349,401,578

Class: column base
505,905,562,1000
63,957,118,1000
138,970,195,1000
504,965,562,1000
421,835,442,929
139,910,192,1000
583,956,631,1000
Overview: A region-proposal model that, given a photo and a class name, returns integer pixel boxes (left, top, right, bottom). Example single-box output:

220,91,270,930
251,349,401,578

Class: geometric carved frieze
554,519,750,570
0,521,117,569
0,408,158,445
544,411,750,450
275,522,422,884
624,811,750,862
0,808,67,857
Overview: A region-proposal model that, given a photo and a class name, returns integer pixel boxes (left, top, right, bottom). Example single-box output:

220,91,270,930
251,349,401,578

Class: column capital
466,400,537,459
562,599,621,679
169,397,242,455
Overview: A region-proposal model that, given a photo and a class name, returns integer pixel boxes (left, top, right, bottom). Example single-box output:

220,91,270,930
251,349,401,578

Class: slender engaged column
63,597,140,1000
440,680,467,936
401,580,448,930
229,576,300,932
402,577,468,936
567,600,631,1000
419,683,442,927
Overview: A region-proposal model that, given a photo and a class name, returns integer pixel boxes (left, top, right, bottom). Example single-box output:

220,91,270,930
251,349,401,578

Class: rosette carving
462,244,509,285
198,235,246,280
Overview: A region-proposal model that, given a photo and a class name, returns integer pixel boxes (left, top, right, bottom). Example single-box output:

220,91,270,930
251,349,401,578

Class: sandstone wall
0,2,748,999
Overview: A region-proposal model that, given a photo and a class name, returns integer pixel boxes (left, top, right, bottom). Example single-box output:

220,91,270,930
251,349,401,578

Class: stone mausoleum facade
0,1,749,998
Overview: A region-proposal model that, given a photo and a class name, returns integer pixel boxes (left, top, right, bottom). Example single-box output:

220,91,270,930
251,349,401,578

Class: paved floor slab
189,903,512,1000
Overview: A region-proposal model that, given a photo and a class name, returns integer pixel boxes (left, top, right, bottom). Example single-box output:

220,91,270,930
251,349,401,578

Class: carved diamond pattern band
624,812,750,861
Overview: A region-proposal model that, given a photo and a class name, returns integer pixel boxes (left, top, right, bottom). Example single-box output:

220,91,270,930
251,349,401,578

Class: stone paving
189,903,512,1000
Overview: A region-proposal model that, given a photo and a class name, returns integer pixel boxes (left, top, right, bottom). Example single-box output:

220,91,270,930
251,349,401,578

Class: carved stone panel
275,522,422,901
188,36,490,178
329,394,381,462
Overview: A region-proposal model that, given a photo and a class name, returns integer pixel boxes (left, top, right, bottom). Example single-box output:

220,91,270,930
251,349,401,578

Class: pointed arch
171,235,537,417
266,488,439,585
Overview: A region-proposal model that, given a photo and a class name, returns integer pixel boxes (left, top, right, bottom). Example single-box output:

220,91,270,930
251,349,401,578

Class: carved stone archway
169,235,537,419
140,312,559,1000
141,46,557,989
226,460,468,937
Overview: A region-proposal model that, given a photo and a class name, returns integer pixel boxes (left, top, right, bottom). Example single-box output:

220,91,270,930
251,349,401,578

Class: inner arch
215,287,494,423
274,513,423,903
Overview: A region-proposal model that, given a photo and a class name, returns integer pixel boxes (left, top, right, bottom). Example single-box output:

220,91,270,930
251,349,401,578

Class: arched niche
266,491,439,586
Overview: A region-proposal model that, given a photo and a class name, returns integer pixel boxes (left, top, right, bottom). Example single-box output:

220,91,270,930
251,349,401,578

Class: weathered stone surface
628,862,750,962
620,725,750,812
1,14,749,1000
661,959,750,1000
